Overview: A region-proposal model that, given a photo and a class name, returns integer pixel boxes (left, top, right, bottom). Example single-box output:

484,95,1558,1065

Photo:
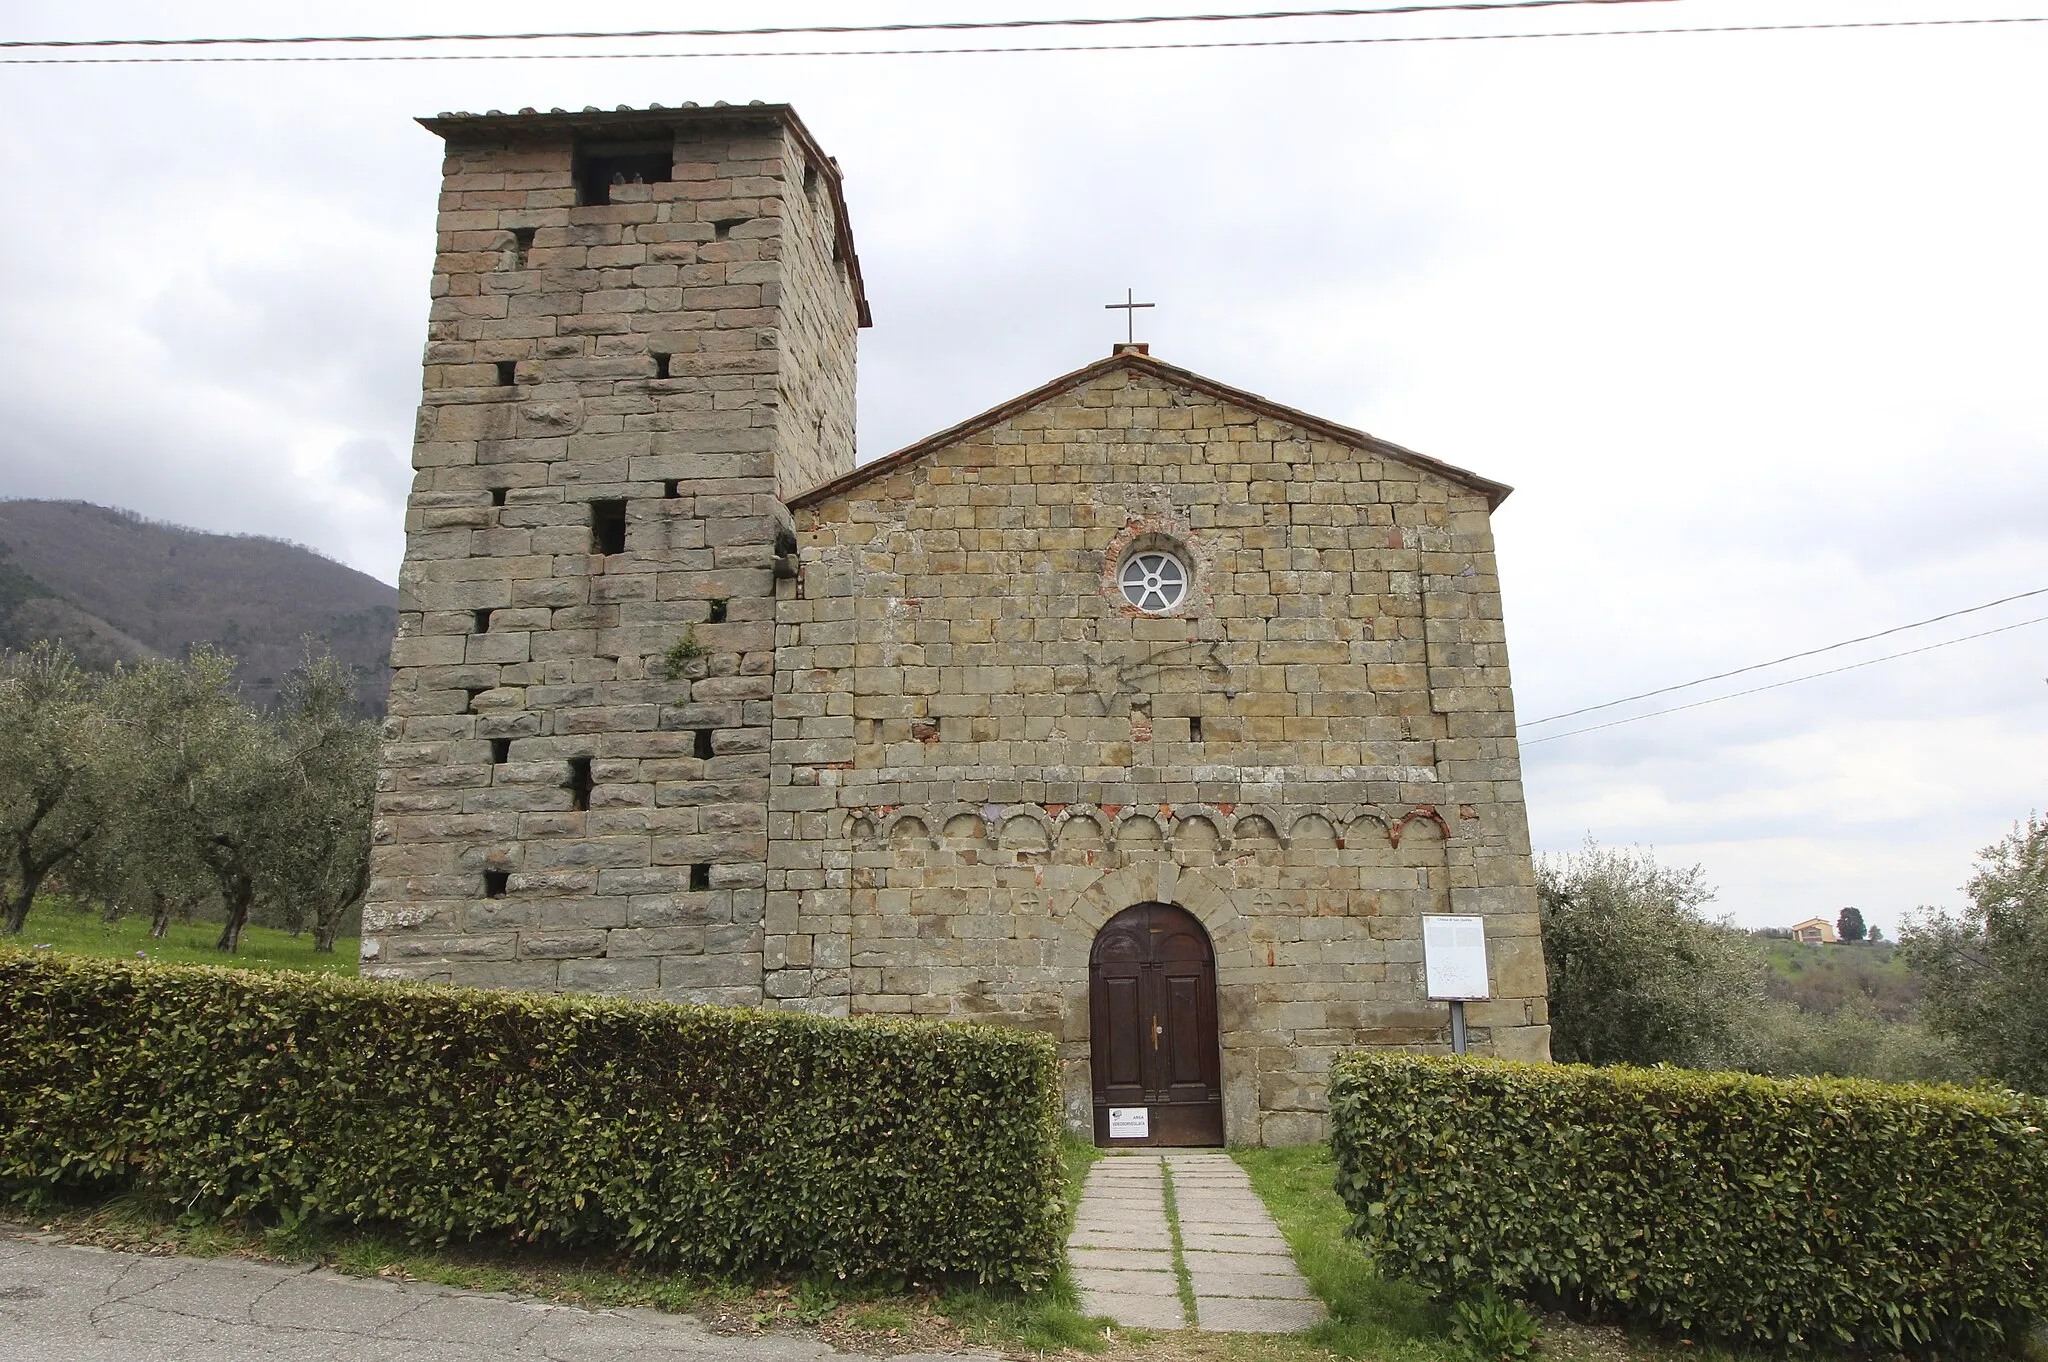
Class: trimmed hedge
0,950,1065,1285
1330,1054,2048,1355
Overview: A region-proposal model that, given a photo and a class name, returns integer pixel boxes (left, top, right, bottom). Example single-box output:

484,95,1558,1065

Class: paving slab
1182,1249,1298,1275
1179,1231,1287,1252
1072,1268,1179,1298
1068,1248,1174,1273
1196,1297,1328,1333
1074,1291,1183,1330
1066,1229,1168,1251
1188,1270,1318,1300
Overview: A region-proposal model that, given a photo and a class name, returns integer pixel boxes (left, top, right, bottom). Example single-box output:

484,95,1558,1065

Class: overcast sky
3,0,2043,934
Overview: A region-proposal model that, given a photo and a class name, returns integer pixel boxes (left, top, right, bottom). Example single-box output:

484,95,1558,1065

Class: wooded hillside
0,500,394,715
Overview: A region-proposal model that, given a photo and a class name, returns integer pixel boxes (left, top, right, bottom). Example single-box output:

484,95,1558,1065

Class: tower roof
790,350,1514,510
420,102,870,327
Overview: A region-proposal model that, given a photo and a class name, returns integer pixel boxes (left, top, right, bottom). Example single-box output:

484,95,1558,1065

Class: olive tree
108,649,297,952
1538,840,1767,1068
1902,815,2048,1093
258,650,377,953
0,644,116,934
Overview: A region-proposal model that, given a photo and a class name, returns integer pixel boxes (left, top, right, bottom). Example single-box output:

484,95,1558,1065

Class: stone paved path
1068,1151,1324,1333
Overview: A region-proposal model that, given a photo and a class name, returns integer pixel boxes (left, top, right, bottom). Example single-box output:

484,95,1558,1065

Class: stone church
364,101,1550,1145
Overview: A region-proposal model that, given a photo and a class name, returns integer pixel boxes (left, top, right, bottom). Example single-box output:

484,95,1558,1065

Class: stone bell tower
362,102,867,1004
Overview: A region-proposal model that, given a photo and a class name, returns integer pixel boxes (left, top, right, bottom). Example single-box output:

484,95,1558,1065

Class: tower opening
574,140,672,206
590,500,627,555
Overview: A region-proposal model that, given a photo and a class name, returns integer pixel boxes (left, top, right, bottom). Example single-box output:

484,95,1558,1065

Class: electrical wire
1522,585,2048,727
3,15,2040,63
1521,613,2048,747
0,1,1683,49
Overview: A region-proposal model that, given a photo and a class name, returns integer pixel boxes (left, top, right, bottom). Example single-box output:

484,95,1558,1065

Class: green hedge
1329,1054,2048,1355
0,950,1065,1285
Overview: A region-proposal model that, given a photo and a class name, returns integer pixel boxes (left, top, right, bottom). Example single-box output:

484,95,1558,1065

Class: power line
1521,613,2048,747
0,1,1682,49
4,15,2041,64
1522,585,2048,727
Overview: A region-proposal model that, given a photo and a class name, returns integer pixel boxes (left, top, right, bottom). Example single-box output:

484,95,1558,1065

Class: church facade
364,102,1550,1145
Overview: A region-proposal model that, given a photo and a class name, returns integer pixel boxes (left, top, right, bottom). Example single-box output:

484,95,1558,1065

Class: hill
0,500,396,715
1762,939,1922,1021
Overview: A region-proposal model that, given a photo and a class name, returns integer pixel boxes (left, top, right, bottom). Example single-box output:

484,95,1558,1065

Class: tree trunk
313,856,370,956
216,878,253,953
4,862,48,935
150,891,175,940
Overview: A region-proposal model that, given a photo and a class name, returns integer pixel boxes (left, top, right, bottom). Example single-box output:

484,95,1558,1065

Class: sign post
1422,915,1490,1056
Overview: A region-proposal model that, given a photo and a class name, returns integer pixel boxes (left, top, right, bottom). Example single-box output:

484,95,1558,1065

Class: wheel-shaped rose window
1119,550,1189,612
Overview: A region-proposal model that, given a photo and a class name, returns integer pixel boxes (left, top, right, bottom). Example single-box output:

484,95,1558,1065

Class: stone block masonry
365,100,1550,1143
775,357,1550,1144
363,105,865,1005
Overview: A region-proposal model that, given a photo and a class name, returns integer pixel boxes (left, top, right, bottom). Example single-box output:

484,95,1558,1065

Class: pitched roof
419,102,871,328
789,351,1513,510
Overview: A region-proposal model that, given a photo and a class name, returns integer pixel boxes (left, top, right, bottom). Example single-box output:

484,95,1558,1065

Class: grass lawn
9,897,357,976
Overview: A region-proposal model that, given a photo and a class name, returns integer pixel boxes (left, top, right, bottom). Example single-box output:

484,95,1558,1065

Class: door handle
1152,1015,1162,1049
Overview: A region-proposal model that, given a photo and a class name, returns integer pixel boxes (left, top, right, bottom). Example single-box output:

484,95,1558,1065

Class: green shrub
0,950,1065,1286
1450,1289,1540,1361
1330,1054,2048,1356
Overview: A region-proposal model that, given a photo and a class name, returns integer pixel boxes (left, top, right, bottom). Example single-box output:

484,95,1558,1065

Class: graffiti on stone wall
1060,641,1231,715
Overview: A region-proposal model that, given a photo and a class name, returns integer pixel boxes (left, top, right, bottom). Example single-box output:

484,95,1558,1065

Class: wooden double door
1089,902,1225,1147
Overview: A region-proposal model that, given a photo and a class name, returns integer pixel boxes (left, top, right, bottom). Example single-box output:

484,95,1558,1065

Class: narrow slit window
490,738,510,764
473,608,493,634
1190,715,1204,743
663,479,681,499
707,598,728,624
509,226,535,266
694,728,714,760
494,360,516,387
490,487,507,508
483,870,509,899
567,757,594,812
590,499,627,555
652,352,671,380
690,863,712,892
712,217,746,240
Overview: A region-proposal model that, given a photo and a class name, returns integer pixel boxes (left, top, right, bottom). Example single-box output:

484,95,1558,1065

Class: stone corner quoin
363,102,1551,1147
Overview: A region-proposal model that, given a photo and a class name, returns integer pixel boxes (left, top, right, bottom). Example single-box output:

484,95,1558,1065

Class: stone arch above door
1049,863,1257,972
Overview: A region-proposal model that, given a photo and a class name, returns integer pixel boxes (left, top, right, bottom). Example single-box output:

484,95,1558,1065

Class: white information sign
1108,1107,1150,1139
1422,915,1491,1001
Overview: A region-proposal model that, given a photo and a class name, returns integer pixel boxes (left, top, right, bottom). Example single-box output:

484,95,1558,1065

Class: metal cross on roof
1104,287,1155,344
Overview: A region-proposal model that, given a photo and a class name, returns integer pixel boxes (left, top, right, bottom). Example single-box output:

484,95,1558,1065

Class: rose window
1119,551,1189,612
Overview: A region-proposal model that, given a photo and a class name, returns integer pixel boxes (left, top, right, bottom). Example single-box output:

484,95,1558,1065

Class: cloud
1,0,2043,934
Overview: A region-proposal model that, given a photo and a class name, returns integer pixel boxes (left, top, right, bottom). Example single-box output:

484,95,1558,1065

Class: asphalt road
0,1233,986,1362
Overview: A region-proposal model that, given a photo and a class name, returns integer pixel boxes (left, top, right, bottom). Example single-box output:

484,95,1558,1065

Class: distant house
1790,917,1837,945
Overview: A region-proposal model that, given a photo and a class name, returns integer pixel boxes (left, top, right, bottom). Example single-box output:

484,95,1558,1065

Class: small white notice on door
1423,915,1491,1000
1108,1107,1150,1139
